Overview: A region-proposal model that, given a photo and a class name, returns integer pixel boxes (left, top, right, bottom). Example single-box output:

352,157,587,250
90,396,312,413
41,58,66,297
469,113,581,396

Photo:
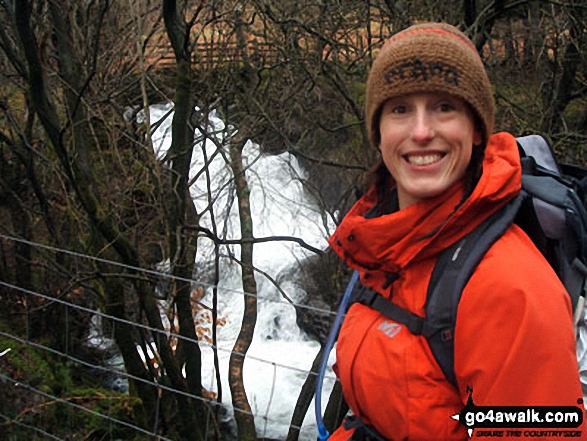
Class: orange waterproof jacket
327,133,586,440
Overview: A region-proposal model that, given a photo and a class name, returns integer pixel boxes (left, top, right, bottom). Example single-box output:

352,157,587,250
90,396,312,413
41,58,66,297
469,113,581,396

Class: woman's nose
411,110,435,143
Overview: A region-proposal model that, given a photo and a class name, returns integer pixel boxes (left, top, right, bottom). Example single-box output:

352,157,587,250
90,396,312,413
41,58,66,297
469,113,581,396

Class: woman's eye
392,105,407,114
438,102,455,112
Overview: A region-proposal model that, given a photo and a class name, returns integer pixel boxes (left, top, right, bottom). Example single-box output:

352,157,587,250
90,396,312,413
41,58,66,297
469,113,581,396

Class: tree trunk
323,381,348,434
162,1,209,437
287,346,324,441
541,24,582,136
101,272,156,428
226,9,259,439
228,136,258,440
504,18,517,68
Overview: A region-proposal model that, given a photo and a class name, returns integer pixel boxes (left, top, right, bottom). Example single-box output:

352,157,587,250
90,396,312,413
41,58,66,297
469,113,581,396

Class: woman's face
379,92,482,209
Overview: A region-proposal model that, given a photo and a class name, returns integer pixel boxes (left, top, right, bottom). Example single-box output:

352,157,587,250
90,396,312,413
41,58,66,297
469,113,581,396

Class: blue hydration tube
315,270,360,441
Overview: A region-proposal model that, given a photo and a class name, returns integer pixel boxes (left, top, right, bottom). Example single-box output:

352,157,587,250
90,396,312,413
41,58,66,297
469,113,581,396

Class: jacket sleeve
454,226,585,435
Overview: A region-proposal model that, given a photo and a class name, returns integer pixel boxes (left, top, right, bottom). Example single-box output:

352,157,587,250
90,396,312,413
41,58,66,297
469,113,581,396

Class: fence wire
0,234,342,440
0,233,337,317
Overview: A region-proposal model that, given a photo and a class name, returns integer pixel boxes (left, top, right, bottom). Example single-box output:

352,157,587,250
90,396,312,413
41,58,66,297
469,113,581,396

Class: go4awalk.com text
451,390,584,438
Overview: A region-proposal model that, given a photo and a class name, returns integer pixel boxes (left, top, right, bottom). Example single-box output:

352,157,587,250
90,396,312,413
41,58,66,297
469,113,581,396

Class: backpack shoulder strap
425,193,525,388
351,194,525,389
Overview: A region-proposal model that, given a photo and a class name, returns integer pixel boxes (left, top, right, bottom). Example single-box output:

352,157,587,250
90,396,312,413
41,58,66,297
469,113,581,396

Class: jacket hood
329,132,521,274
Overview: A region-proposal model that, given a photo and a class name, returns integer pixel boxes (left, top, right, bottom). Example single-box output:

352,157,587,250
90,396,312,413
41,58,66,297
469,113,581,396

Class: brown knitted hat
365,22,495,148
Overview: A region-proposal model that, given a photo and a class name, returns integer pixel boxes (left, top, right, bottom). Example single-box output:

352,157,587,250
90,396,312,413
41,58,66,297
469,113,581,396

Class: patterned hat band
383,58,460,86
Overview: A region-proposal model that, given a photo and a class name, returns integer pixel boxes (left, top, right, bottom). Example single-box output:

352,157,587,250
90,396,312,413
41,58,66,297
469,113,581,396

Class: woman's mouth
404,152,445,166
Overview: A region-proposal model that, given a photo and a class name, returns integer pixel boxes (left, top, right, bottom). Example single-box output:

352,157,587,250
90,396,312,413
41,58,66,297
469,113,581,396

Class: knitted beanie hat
365,22,495,148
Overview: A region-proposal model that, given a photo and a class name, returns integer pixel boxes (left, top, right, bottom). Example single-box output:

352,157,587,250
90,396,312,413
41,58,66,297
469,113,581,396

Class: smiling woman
325,22,585,441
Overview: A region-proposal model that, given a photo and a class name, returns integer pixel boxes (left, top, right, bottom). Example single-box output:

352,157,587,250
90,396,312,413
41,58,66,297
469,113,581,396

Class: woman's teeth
405,153,443,166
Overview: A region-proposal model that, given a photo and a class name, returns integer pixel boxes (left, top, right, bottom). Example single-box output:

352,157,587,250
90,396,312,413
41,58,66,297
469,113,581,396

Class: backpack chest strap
351,286,440,339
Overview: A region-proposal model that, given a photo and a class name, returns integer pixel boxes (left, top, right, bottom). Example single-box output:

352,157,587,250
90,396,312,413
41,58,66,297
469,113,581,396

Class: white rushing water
144,103,338,440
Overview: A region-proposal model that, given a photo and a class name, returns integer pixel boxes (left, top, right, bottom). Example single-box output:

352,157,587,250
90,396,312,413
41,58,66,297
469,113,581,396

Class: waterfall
145,103,338,440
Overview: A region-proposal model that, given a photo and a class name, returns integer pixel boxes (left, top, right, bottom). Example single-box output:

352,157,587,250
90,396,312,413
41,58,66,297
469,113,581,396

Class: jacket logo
378,320,402,338
384,58,459,86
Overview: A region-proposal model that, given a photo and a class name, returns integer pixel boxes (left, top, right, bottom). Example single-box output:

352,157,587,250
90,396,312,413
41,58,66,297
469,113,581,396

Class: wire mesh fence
0,234,341,440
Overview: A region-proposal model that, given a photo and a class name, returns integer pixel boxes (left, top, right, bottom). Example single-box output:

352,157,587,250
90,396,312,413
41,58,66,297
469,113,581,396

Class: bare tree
3,0,209,438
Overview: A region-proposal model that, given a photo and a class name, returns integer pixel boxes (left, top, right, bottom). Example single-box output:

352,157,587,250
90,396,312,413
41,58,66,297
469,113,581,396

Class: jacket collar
329,132,521,273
